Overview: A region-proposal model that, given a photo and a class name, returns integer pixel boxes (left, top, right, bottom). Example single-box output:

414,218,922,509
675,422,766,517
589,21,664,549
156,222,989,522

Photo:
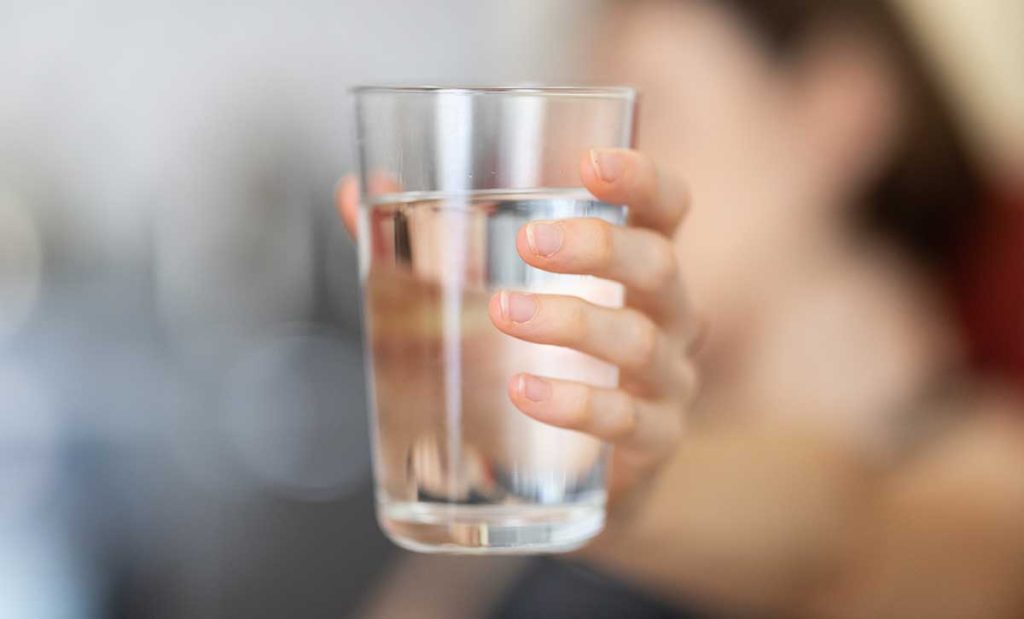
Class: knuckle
625,312,660,371
637,237,679,292
581,218,616,272
562,298,590,344
632,151,657,191
664,170,691,217
669,358,700,404
677,179,693,219
608,391,639,440
653,404,686,451
658,167,691,221
570,385,595,429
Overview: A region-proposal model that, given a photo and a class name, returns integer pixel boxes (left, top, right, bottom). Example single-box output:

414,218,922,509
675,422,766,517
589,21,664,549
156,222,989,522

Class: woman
339,0,1024,617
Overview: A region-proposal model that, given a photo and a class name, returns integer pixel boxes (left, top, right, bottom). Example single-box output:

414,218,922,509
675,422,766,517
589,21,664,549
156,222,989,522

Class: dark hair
718,0,984,272
645,0,987,273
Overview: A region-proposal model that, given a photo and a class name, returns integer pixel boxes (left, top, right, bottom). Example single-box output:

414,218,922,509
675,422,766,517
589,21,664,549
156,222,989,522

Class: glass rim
351,84,637,100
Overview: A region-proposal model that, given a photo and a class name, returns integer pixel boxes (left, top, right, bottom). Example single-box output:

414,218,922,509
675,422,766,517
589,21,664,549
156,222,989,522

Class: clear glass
354,85,636,554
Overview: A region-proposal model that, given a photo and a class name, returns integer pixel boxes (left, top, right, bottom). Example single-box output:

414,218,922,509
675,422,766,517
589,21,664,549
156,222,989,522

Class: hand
336,148,700,504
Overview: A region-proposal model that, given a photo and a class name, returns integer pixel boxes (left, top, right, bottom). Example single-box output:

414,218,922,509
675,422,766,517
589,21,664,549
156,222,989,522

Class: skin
339,148,698,500
342,3,1024,617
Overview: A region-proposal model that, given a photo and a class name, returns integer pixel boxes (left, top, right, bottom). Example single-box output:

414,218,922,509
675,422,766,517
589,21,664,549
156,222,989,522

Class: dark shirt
489,558,708,619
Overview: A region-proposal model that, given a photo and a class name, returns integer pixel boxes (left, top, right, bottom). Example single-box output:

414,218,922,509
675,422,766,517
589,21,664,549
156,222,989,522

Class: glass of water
353,85,637,553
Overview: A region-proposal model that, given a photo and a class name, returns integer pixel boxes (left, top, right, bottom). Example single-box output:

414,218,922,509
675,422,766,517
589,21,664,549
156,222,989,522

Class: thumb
335,176,359,238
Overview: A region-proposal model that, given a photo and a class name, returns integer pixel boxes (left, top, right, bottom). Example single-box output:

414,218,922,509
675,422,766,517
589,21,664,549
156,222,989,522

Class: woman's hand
336,148,699,503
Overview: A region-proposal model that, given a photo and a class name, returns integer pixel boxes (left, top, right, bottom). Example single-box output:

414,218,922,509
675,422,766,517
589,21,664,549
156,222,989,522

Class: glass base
378,499,605,555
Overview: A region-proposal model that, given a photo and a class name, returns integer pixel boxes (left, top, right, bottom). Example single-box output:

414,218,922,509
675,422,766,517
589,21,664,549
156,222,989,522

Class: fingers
580,148,690,235
515,217,689,324
507,373,685,455
334,173,402,239
335,176,359,237
489,291,690,394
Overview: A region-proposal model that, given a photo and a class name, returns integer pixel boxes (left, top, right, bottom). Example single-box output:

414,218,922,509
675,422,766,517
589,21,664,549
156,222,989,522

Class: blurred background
0,0,1021,618
0,1,588,616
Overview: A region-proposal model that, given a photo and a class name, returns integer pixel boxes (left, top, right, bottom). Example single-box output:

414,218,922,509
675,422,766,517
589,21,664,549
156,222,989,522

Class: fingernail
590,149,624,183
526,222,563,257
499,291,537,323
518,374,552,402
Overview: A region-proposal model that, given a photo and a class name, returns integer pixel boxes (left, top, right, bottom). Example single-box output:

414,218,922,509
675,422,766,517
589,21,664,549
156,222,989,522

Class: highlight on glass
354,85,637,553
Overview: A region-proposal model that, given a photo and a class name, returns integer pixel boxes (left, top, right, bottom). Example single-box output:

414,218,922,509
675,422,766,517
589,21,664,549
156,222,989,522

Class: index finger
580,148,690,235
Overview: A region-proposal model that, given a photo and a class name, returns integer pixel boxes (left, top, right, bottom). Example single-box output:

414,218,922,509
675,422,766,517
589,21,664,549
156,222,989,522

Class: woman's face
593,2,952,442
593,1,898,331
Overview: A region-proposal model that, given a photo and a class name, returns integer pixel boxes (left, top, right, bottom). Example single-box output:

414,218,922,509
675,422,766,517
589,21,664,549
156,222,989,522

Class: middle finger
488,291,686,394
516,217,688,324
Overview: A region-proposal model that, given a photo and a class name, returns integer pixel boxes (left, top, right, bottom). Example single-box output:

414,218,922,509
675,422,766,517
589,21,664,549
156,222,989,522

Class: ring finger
488,291,687,395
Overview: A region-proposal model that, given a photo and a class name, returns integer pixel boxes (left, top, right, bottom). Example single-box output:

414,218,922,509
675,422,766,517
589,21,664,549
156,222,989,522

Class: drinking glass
354,85,636,553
